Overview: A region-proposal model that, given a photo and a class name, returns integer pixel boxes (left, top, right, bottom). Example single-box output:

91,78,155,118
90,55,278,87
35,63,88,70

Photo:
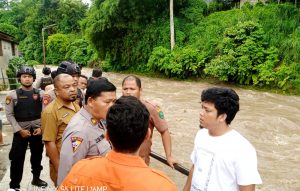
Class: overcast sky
82,0,91,5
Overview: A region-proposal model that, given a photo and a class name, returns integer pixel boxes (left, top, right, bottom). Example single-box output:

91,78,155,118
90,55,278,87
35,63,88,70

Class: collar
80,106,96,124
106,150,147,168
81,107,106,130
55,97,77,112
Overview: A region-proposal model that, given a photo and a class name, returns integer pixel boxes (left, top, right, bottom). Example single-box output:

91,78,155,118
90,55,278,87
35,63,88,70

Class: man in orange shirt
58,96,177,191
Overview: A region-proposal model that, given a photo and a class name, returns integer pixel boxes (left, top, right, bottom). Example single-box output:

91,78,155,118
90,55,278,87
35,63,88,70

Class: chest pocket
95,134,111,155
57,112,73,134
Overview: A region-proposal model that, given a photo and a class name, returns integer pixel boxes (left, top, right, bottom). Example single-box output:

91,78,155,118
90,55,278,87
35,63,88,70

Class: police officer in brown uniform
42,61,83,108
122,75,177,167
5,66,47,190
57,79,117,185
41,73,80,186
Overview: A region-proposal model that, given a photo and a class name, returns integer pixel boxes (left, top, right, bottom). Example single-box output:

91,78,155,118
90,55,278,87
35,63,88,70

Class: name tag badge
62,112,69,118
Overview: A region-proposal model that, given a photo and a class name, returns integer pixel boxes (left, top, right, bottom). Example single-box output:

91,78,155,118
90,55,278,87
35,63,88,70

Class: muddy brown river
1,65,299,190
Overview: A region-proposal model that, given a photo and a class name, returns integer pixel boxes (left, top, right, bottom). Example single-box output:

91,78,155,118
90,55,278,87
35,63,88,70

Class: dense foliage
1,0,300,93
81,1,300,93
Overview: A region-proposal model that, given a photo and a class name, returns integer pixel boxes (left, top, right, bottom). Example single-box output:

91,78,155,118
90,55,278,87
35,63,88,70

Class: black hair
80,74,88,80
122,75,141,89
106,96,149,153
85,78,116,103
92,68,102,78
42,66,51,75
51,70,57,79
201,87,239,125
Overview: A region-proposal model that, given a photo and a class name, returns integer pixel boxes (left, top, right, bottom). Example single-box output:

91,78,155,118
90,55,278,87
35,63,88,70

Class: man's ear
87,97,93,108
54,88,58,96
105,131,110,142
144,128,151,141
218,113,227,123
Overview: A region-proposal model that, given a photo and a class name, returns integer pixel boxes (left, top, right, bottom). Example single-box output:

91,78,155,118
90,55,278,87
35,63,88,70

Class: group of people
4,61,262,191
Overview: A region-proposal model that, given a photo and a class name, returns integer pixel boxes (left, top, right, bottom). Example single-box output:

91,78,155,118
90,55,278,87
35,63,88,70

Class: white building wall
0,40,17,88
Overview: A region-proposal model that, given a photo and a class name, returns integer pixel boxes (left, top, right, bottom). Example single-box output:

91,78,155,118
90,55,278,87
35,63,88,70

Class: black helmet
56,61,81,76
42,66,51,75
16,66,36,80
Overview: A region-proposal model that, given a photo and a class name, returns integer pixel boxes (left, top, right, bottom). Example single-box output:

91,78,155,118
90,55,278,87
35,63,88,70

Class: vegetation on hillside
1,0,300,93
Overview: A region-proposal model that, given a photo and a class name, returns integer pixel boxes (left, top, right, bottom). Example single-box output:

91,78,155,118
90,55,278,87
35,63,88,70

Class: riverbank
106,68,300,96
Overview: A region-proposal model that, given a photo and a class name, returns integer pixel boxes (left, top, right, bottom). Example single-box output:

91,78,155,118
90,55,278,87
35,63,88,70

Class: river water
98,71,300,191
1,65,300,190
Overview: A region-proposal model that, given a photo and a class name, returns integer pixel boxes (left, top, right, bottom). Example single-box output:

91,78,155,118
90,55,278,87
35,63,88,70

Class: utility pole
170,0,175,50
42,24,56,66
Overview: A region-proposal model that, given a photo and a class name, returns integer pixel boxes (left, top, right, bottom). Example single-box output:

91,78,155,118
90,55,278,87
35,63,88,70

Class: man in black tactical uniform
5,66,47,190
35,66,53,90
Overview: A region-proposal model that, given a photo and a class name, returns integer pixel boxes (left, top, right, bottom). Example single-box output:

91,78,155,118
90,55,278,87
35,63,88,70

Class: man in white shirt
183,87,262,191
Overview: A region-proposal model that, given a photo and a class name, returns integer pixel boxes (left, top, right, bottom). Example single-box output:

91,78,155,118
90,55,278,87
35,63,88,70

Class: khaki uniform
57,107,111,185
42,89,56,108
41,97,80,184
43,89,84,108
140,100,168,165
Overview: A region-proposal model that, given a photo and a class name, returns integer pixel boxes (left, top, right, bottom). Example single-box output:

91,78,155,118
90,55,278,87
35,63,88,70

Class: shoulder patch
43,94,51,106
32,94,39,100
156,106,165,119
71,137,83,152
5,96,12,105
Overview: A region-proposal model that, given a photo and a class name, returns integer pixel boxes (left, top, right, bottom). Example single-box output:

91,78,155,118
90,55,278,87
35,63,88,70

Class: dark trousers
9,132,44,189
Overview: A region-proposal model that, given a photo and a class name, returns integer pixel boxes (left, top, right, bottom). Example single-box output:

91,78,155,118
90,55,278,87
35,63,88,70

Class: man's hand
19,129,31,138
166,155,178,169
33,128,42,136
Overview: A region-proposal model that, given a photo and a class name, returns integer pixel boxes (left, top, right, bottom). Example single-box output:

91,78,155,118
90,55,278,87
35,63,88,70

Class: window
0,40,3,56
12,43,15,56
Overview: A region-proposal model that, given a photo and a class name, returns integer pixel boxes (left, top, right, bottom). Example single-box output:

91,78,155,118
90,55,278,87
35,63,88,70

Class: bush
47,33,74,65
65,38,97,66
204,21,279,86
6,57,26,89
147,46,207,78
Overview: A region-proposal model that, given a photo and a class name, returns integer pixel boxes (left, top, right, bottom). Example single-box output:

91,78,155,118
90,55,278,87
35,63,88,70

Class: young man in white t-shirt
183,87,262,191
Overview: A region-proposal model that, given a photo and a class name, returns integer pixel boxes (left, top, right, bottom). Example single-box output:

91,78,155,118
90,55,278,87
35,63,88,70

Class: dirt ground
0,124,12,181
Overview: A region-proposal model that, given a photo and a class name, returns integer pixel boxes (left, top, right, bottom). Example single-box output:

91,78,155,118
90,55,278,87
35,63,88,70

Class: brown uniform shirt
43,89,84,108
140,100,168,165
41,97,80,152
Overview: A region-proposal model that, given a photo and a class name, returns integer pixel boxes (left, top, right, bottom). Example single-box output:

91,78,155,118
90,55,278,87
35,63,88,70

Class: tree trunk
170,0,175,50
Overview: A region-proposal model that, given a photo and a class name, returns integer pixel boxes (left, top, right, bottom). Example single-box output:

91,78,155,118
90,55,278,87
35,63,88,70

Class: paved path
0,148,55,191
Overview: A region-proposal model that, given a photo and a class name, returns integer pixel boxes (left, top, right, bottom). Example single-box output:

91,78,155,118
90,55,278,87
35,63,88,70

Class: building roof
0,31,18,44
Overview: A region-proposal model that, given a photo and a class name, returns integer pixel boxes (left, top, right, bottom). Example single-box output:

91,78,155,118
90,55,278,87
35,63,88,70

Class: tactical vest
40,77,53,90
14,88,42,122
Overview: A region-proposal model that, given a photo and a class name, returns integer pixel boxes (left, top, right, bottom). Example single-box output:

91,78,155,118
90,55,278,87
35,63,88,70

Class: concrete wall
0,40,18,87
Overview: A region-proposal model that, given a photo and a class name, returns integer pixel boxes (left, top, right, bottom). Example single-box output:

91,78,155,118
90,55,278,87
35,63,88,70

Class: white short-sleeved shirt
190,129,262,191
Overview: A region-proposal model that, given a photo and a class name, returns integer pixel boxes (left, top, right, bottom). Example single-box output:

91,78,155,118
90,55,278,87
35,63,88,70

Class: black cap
57,61,81,76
